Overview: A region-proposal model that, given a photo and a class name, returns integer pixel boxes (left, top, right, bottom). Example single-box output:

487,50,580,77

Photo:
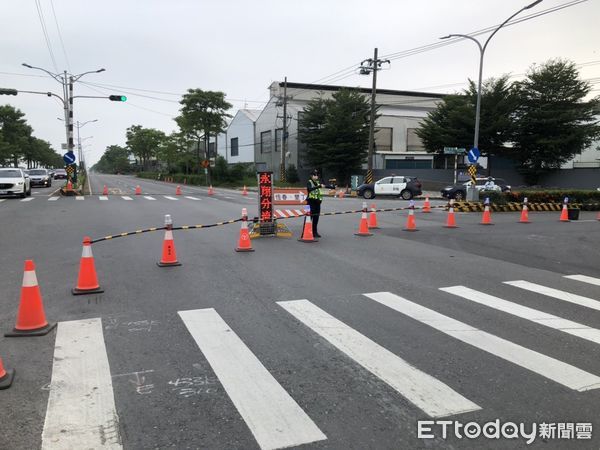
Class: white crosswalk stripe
504,280,600,312
75,196,84,200
144,196,156,200
564,274,600,287
440,285,600,345
164,196,178,200
98,196,108,201
121,196,133,201
48,197,59,201
364,291,600,392
278,299,480,418
42,318,121,449
179,308,327,450
184,196,201,200
21,197,34,202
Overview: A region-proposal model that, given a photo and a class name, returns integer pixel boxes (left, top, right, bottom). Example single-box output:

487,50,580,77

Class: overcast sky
1,0,598,167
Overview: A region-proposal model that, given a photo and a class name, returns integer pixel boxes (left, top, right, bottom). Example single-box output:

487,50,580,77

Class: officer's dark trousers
307,199,321,235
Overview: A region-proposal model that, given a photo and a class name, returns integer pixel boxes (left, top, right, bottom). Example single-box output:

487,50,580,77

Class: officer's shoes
314,233,322,238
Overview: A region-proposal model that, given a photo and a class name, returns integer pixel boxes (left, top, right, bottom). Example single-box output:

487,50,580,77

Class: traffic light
0,88,18,95
108,95,127,102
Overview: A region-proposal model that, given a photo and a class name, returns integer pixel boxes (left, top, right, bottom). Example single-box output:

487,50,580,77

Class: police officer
306,170,335,238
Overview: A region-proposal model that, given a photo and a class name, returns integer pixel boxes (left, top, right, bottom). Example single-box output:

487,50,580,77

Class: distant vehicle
0,167,31,198
53,168,68,179
28,168,52,187
48,169,55,178
357,176,423,200
441,177,512,201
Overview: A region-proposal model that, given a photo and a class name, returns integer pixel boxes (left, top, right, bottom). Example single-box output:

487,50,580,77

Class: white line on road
179,308,326,450
440,286,600,345
144,196,156,200
99,196,108,201
0,199,5,203
21,197,34,202
278,299,480,418
121,196,133,201
42,318,121,449
364,291,600,392
564,275,600,287
504,280,600,312
184,196,201,200
225,196,234,199
164,196,178,201
75,196,84,200
48,197,59,201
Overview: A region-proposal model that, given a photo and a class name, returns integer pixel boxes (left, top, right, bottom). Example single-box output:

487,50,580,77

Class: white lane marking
179,308,326,450
0,199,5,203
21,197,34,202
42,318,121,449
504,280,600,312
121,196,133,201
225,196,234,199
564,275,600,287
364,292,600,392
278,300,480,418
441,286,600,345
184,196,201,201
99,196,108,201
48,197,59,201
164,196,178,201
75,196,84,200
144,196,156,200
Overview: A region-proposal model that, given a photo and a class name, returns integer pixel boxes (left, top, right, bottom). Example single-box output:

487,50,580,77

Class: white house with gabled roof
217,109,260,164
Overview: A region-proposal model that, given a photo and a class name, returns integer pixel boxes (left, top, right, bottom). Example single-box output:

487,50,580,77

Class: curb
453,202,600,212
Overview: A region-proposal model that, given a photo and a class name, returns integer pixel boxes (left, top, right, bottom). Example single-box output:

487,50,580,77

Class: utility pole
359,48,390,184
280,77,288,182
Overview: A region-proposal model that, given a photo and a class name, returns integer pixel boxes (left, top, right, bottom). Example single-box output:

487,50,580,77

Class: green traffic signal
0,88,18,96
108,95,127,102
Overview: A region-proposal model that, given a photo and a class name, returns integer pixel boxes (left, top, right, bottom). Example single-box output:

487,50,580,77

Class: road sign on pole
467,147,480,164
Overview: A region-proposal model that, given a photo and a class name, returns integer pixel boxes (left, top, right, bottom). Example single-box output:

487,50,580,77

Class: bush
286,164,299,183
506,189,600,204
480,191,509,205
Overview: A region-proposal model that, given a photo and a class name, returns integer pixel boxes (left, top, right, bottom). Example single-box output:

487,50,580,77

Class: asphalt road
1,173,600,450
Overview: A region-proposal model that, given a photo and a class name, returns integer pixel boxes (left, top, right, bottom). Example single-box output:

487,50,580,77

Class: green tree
125,125,165,171
94,145,131,173
299,89,370,184
416,76,516,159
175,89,232,174
510,59,600,184
0,105,33,167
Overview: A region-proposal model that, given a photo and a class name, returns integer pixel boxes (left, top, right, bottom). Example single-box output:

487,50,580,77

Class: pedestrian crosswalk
0,194,250,203
37,274,600,449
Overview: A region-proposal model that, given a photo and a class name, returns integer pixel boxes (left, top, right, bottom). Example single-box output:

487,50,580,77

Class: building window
407,128,425,152
261,131,272,153
275,128,283,152
375,127,393,152
209,142,216,157
230,137,239,157
385,159,432,169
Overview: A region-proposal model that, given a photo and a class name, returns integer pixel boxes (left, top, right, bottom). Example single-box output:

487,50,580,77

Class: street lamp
440,0,543,161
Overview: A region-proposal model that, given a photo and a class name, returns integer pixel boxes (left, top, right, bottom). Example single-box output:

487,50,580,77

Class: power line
34,0,59,72
49,0,71,72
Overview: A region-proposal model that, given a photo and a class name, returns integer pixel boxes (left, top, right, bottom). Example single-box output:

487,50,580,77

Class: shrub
506,189,600,204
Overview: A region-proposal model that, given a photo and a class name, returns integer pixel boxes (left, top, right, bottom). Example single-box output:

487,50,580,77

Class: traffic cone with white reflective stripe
102,185,108,195
403,201,418,231
355,202,373,236
480,198,493,225
208,185,214,196
559,198,569,222
6,260,56,337
235,208,254,252
176,185,182,195
519,197,531,223
0,357,15,389
158,215,181,266
422,196,431,213
368,204,379,229
135,185,142,195
72,237,104,295
299,206,318,242
242,185,248,196
444,200,458,228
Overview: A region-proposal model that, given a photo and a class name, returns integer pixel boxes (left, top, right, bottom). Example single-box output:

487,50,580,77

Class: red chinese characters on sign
258,171,273,223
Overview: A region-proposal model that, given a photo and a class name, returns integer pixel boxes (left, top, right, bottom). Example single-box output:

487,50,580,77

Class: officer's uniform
306,173,334,237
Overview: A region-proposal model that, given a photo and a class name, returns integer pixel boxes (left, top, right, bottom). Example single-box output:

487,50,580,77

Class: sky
1,0,599,168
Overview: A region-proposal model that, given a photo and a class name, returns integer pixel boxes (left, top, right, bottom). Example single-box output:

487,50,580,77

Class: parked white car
0,167,31,198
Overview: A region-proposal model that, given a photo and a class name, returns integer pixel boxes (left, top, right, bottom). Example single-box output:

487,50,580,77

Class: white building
253,81,443,179
561,115,600,168
217,109,260,164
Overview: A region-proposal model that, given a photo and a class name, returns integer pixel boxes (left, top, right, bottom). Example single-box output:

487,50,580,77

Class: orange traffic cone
72,237,104,295
5,260,56,337
338,189,345,199
480,199,493,225
355,202,373,236
368,204,379,229
176,185,182,195
208,185,214,196
242,185,248,196
403,203,418,231
135,185,142,195
235,208,254,252
66,180,73,191
0,357,15,389
158,215,181,267
444,202,458,228
422,196,431,213
559,204,569,222
519,198,531,223
298,206,318,242
102,185,108,195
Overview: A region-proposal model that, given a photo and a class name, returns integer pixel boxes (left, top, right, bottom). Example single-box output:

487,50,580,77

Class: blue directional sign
63,151,76,165
467,147,480,164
